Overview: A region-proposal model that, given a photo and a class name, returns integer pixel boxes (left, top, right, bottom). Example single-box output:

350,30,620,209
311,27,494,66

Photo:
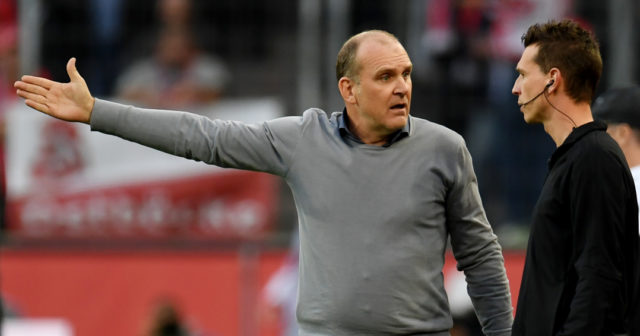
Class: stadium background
0,0,638,335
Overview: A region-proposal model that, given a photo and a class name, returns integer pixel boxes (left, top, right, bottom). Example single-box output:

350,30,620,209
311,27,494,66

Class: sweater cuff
89,98,125,133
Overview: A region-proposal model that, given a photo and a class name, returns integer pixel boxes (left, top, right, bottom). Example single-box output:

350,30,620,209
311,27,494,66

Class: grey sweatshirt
90,99,513,335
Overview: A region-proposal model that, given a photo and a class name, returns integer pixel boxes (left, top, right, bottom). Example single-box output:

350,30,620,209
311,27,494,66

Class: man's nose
512,79,520,96
394,77,410,95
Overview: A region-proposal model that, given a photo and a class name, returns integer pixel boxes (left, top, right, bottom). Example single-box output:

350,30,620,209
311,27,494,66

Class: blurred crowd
2,0,624,237
412,0,571,239
39,0,230,108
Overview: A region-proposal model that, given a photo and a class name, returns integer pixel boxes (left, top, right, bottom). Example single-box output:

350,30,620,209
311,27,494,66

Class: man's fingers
14,81,49,97
16,89,47,105
19,75,55,90
25,99,49,114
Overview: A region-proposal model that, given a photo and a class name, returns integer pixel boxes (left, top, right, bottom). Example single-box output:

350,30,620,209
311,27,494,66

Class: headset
520,79,577,127
519,80,554,106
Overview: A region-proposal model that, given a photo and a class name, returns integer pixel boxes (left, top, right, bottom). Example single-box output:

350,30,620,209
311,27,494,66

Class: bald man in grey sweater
15,30,512,335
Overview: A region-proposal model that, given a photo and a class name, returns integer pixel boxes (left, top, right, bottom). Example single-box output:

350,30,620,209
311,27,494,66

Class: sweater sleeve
89,98,303,177
445,138,513,336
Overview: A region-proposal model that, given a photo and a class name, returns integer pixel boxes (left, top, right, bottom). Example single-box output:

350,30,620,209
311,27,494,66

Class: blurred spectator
115,25,229,109
120,0,220,70
158,0,192,28
420,0,571,233
260,231,299,336
39,0,126,96
141,298,218,336
116,0,228,109
419,0,492,136
479,0,571,231
120,0,186,63
40,0,221,98
142,299,190,336
592,85,640,235
592,86,640,335
445,269,482,336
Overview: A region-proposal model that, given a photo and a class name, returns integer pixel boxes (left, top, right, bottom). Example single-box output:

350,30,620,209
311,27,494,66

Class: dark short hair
335,30,399,83
522,19,602,103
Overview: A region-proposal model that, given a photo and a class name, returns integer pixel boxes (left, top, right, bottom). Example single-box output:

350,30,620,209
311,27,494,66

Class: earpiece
520,79,557,107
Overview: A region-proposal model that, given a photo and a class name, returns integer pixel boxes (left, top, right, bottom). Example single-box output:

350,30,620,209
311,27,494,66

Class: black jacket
512,121,639,336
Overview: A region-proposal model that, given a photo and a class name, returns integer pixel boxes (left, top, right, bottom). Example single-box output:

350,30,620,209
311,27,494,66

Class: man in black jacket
511,19,639,335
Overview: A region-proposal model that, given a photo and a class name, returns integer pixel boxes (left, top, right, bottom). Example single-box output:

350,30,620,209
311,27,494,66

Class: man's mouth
390,103,406,110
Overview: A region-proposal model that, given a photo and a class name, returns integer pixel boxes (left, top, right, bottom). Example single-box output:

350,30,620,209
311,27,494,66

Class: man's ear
338,77,357,104
547,68,562,93
608,123,632,146
617,123,634,145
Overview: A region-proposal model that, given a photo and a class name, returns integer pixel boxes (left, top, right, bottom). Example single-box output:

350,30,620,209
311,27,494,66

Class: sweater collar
338,108,410,147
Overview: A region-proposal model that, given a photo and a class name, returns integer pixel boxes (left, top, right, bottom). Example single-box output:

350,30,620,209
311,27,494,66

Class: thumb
66,57,84,83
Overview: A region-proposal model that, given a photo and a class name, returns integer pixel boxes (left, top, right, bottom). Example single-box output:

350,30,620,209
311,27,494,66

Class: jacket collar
548,120,607,169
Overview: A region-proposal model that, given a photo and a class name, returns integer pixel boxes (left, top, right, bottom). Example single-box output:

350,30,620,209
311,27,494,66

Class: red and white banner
5,98,284,240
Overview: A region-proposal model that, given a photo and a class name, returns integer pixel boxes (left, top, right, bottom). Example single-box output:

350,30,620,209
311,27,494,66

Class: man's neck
345,111,394,146
625,146,640,169
543,101,593,147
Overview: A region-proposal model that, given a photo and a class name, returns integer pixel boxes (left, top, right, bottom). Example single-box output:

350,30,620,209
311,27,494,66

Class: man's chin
388,116,408,129
523,115,541,125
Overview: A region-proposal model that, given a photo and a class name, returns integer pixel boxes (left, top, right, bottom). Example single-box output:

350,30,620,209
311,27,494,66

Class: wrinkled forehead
356,36,411,72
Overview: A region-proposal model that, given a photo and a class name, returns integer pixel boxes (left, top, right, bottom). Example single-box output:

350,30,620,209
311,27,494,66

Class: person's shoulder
410,116,465,145
578,129,623,158
300,108,334,124
118,58,159,83
301,108,330,117
192,54,229,74
115,58,158,92
408,118,471,171
123,58,156,73
195,53,226,66
573,129,627,170
269,108,332,130
569,130,634,191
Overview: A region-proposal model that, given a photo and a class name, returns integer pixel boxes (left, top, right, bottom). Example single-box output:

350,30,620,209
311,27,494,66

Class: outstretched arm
14,57,95,124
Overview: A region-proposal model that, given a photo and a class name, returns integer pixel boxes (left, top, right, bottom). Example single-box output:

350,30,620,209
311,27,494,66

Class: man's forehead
521,45,539,63
516,45,540,71
358,31,397,44
358,35,400,53
357,37,411,68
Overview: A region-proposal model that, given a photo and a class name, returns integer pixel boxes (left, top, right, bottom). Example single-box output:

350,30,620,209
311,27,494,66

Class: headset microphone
520,80,554,107
519,79,577,127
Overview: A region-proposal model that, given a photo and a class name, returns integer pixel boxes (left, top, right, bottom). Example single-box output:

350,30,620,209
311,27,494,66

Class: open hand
14,57,95,124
